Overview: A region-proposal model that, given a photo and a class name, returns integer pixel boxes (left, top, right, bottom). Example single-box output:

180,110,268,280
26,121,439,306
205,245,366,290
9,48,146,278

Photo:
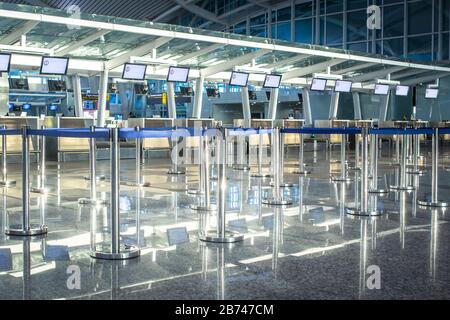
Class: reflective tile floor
0,142,450,300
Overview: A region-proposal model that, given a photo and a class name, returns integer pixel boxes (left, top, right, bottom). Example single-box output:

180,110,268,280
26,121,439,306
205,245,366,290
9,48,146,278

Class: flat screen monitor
334,80,352,93
425,88,439,99
0,53,11,73
263,74,282,88
47,79,67,92
49,104,58,111
167,66,190,83
22,103,31,110
40,56,69,75
395,85,409,96
122,63,147,80
167,227,189,246
310,78,327,91
229,71,249,87
8,103,14,110
374,84,390,95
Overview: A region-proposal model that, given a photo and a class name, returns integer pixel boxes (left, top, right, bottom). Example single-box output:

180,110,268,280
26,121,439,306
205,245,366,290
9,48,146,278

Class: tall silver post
79,126,108,206
233,134,250,171
90,127,140,260
293,132,310,175
262,128,292,206
187,135,205,195
332,133,352,182
0,125,16,187
346,127,380,216
31,126,48,194
168,128,185,175
200,129,243,243
369,135,388,194
407,131,425,175
418,128,449,207
6,126,47,236
251,129,272,178
390,134,414,191
279,131,295,188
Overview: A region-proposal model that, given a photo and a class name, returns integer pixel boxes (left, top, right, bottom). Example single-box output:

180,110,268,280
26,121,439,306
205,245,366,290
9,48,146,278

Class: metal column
192,76,204,119
267,88,279,120
241,86,251,120
167,81,177,119
97,67,109,127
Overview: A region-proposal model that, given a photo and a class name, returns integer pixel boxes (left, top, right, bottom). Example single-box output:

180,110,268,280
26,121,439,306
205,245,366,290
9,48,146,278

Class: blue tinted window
326,14,343,45
295,19,313,43
347,10,367,42
295,2,313,18
276,22,291,41
408,35,432,61
408,0,432,35
384,4,404,38
383,37,404,56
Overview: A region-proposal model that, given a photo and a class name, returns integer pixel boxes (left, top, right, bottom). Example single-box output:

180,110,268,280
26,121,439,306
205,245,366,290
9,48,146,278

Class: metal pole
0,125,16,187
407,132,425,175
187,134,205,195
31,125,47,194
418,128,449,207
251,129,271,178
6,126,47,236
390,134,414,191
369,135,388,194
294,133,310,175
332,133,351,182
168,129,185,175
279,131,295,188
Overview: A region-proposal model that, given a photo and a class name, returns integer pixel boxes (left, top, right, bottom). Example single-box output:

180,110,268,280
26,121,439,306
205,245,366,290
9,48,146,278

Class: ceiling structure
0,1,449,90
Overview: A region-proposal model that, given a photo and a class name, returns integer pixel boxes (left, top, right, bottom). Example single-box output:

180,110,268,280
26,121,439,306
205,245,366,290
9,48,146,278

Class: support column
267,88,279,120
378,94,390,121
329,91,340,119
167,81,177,119
192,76,204,119
241,86,251,120
353,92,362,120
72,74,83,117
302,89,313,125
97,67,109,127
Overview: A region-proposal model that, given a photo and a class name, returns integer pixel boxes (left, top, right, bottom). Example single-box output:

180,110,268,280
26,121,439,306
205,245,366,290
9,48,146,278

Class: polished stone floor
0,141,450,300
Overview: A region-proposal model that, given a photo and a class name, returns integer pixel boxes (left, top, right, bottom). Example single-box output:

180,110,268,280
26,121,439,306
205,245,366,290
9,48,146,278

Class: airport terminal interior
1,0,450,300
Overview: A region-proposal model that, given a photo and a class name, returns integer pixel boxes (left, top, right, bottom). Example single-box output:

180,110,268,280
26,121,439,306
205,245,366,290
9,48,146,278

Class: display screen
167,66,190,83
334,80,352,93
8,103,13,110
22,103,31,110
229,71,249,87
122,63,147,80
425,88,439,99
49,104,58,111
374,84,390,95
0,53,11,73
40,57,69,75
263,74,282,88
395,85,409,96
310,78,327,91
167,227,189,246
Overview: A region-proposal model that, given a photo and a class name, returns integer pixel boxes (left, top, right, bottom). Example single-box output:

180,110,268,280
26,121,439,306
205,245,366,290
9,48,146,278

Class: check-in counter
128,118,174,157
0,116,41,156
55,117,95,161
282,119,305,147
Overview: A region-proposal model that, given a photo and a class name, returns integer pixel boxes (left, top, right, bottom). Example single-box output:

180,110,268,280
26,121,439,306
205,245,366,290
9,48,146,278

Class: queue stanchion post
168,126,185,175
251,128,272,178
200,129,243,243
407,128,425,175
187,133,205,195
6,126,48,236
369,133,388,194
79,126,108,206
90,127,140,260
331,130,352,182
233,133,250,171
418,128,449,207
390,132,415,191
262,128,292,206
191,133,217,212
279,129,295,188
30,125,48,195
0,125,16,187
293,130,311,175
346,127,381,217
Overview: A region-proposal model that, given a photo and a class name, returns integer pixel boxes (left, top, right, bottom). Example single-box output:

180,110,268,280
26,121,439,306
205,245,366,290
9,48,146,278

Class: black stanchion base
389,185,415,192
167,169,186,175
5,224,48,236
345,207,383,217
120,181,151,188
83,175,106,181
251,173,272,178
30,186,49,195
331,176,353,183
262,198,293,206
233,165,250,171
292,169,311,175
90,245,140,260
0,180,16,187
406,168,426,175
200,231,244,243
78,198,109,206
417,199,450,207
190,204,217,211
369,188,389,194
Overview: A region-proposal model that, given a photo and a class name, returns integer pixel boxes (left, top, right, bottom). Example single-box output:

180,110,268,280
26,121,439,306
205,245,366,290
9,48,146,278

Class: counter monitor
310,78,327,91
395,85,409,96
122,63,147,80
374,84,390,95
425,88,439,99
40,56,69,75
263,74,282,88
229,71,249,87
167,66,190,83
334,80,352,93
0,53,11,73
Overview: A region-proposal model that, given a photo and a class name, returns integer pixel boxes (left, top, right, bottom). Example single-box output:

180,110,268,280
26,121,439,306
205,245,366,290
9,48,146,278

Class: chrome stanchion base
389,185,415,192
331,176,353,182
120,181,151,188
406,168,426,175
190,204,217,211
233,165,250,171
83,175,106,181
251,172,272,178
167,169,186,175
200,231,244,243
0,180,16,187
90,245,140,260
369,188,389,194
78,198,109,206
348,167,361,171
292,169,311,175
262,198,293,206
5,224,48,236
417,199,450,207
30,187,48,195
345,207,383,217
187,189,204,195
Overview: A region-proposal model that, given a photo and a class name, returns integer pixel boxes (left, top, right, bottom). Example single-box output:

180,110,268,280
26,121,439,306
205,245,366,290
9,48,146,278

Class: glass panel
277,7,291,22
250,14,267,26
347,10,367,42
250,25,267,38
326,0,343,14
408,0,432,35
276,22,291,41
295,19,313,44
408,35,432,61
326,14,343,45
295,2,313,18
347,41,368,53
348,0,368,11
383,37,404,56
383,4,404,38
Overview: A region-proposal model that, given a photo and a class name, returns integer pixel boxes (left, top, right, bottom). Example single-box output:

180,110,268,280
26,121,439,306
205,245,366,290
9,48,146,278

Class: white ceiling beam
282,59,345,81
334,62,377,75
56,30,110,56
105,37,172,70
0,21,39,45
350,66,405,82
176,43,223,64
270,54,312,70
201,49,270,77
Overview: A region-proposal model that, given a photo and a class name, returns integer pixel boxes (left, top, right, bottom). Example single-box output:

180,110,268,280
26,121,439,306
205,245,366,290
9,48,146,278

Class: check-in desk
54,117,95,161
282,119,305,148
0,116,41,162
315,119,351,150
128,118,174,158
